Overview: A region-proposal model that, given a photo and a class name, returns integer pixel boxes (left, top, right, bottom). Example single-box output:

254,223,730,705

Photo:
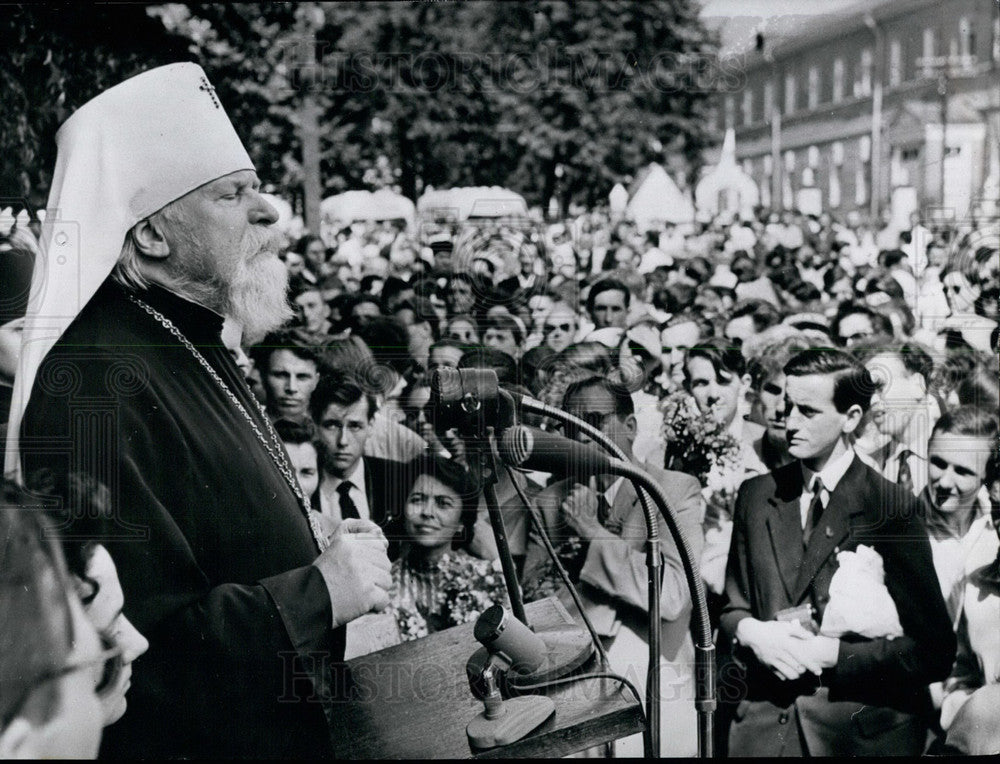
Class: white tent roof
625,163,694,229
416,186,528,220
321,188,415,227
695,128,759,219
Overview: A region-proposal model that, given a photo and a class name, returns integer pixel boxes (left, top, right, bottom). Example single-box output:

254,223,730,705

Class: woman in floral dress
389,454,508,641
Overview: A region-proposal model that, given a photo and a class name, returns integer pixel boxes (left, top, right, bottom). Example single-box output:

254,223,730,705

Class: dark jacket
21,281,341,758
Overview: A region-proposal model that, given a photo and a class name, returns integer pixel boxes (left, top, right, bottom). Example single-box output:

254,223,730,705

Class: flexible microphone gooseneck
499,423,716,759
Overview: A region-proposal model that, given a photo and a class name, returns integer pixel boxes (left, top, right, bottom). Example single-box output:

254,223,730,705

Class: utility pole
915,53,977,208
864,13,884,221
296,3,325,235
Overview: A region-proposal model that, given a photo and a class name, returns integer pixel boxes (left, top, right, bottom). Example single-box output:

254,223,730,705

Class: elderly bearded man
6,64,391,758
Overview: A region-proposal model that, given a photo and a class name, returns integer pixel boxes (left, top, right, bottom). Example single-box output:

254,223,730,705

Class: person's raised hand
561,483,604,540
312,518,391,628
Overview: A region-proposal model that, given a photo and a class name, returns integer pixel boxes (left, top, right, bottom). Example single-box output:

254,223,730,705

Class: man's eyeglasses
563,411,615,440
544,322,573,335
1,633,123,728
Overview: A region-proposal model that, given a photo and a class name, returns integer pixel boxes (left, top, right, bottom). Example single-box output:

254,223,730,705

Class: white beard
165,226,293,345
222,251,292,345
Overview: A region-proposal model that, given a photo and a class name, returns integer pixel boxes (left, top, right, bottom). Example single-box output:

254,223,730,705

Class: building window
724,95,735,130
741,89,753,125
923,28,936,77
855,48,872,97
855,160,868,206
829,165,842,208
959,17,975,68
889,39,903,86
763,79,775,117
784,72,797,114
784,150,796,173
832,58,844,102
808,65,820,108
993,12,1000,62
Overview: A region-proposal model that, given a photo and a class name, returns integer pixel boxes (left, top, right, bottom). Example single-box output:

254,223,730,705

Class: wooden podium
330,597,645,759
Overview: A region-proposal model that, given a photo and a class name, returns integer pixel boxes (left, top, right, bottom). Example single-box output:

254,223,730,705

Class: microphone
498,425,616,476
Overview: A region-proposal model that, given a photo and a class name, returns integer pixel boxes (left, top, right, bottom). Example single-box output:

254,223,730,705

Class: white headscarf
5,62,255,478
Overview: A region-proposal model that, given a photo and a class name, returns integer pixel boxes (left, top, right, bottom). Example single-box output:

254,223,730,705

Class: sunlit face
447,318,479,344
661,321,702,388
864,353,926,439
447,278,476,314
564,384,635,456
264,350,319,420
483,328,519,358
317,397,372,478
80,545,149,726
942,271,979,314
293,289,330,333
543,305,577,353
528,295,554,328
785,373,859,464
927,432,992,514
758,372,788,442
590,288,628,330
284,251,306,277
685,356,743,428
304,239,326,268
160,170,289,344
351,300,381,326
404,474,464,558
286,441,320,498
429,344,464,371
836,312,875,346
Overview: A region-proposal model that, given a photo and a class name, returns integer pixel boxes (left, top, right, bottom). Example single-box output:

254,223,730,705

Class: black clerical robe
21,280,342,758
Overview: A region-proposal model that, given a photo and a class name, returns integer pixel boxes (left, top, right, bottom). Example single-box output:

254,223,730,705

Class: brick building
706,0,1000,221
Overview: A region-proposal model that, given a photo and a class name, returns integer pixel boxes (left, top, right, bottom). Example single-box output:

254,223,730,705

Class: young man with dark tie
719,348,955,757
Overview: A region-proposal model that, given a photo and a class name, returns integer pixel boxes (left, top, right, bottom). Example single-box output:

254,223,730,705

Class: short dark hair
459,347,518,385
587,278,631,313
684,337,747,386
563,374,634,418
482,314,524,346
353,316,415,379
406,454,480,549
273,417,317,446
250,329,324,371
849,338,934,381
932,405,999,441
729,299,782,333
831,301,893,344
783,347,877,414
309,370,377,423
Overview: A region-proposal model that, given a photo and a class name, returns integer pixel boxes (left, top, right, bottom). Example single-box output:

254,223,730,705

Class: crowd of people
1,61,998,758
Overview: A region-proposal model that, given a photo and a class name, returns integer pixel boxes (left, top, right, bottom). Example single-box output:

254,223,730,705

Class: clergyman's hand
312,519,391,629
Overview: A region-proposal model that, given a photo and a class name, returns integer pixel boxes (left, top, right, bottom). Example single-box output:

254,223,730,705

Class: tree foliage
1,1,719,212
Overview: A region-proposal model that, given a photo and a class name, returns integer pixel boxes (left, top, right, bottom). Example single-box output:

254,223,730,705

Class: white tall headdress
5,62,254,478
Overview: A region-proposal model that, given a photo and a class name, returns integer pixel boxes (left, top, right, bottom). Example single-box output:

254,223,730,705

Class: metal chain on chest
129,295,329,552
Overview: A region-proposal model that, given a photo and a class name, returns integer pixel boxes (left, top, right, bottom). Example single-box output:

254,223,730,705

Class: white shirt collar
328,457,365,493
802,446,856,495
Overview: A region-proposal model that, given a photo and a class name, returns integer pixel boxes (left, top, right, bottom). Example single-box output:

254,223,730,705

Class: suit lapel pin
825,526,834,538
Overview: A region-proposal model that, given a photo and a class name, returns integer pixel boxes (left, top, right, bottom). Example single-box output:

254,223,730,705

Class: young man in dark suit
309,371,410,548
719,348,955,757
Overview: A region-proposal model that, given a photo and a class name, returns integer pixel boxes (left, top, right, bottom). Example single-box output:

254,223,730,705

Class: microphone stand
467,435,528,625
513,397,716,758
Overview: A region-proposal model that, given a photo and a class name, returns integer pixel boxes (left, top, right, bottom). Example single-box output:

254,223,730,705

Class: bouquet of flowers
392,554,508,642
521,535,586,602
660,391,743,527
